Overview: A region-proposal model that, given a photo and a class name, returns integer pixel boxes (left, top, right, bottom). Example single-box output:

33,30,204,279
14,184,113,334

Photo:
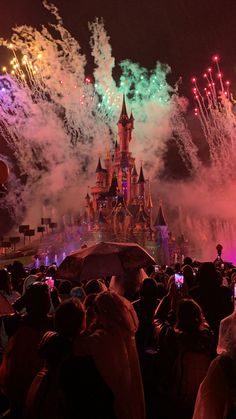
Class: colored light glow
213,55,219,62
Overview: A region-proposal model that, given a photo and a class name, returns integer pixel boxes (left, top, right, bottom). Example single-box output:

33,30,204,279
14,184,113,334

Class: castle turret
117,95,133,153
137,164,146,204
95,157,107,187
108,172,118,197
146,180,153,225
114,139,119,160
133,204,148,248
154,204,170,265
131,164,138,202
129,111,134,131
85,192,90,205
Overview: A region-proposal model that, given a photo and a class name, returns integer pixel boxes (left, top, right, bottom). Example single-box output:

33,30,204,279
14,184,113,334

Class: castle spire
146,180,153,209
85,192,90,202
137,205,147,223
119,94,128,120
132,163,138,178
129,111,134,129
95,157,103,173
154,204,167,226
138,164,145,184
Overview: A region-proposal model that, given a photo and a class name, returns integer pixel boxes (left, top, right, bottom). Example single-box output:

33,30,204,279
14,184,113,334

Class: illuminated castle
82,96,175,263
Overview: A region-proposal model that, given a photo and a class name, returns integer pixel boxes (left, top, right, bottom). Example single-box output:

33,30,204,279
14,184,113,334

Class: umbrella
58,241,156,281
0,293,15,317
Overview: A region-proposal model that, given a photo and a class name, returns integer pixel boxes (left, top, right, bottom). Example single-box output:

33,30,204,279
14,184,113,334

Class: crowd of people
0,255,235,419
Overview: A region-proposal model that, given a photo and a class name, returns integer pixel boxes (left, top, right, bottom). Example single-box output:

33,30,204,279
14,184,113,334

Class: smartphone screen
175,273,184,289
154,265,159,273
45,276,54,291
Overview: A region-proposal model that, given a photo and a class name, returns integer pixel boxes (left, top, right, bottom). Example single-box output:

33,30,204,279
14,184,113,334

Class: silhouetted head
184,256,193,266
140,277,159,301
94,291,138,334
197,262,218,289
70,286,86,302
46,265,57,276
165,266,174,277
84,279,106,295
58,280,72,296
54,298,85,339
25,281,51,318
175,298,207,333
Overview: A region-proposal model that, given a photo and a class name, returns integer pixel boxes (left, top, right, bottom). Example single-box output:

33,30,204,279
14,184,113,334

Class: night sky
1,0,236,97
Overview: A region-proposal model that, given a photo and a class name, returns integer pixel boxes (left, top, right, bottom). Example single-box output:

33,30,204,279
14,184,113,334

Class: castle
81,96,181,264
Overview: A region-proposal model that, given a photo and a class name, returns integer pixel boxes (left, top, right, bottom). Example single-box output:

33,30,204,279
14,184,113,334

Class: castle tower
146,180,153,225
114,139,119,161
154,204,170,265
117,95,131,154
131,164,139,202
137,164,146,205
95,157,104,186
91,157,108,211
133,204,148,248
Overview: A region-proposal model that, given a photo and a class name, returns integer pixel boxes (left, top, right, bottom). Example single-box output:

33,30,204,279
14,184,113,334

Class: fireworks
0,1,173,228
191,55,236,182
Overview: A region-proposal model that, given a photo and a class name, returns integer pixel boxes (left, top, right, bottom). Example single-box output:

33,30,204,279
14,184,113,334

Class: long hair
175,298,208,333
94,291,139,334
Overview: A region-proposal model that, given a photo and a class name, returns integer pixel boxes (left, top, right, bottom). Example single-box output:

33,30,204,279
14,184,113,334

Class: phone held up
175,272,184,289
45,276,54,292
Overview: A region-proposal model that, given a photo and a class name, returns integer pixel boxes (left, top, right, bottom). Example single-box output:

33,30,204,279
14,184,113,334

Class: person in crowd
154,298,214,419
133,277,161,355
57,280,72,302
109,268,147,301
133,277,164,419
84,278,107,296
26,298,116,419
73,291,145,419
70,286,86,302
0,269,21,305
190,262,233,341
193,310,236,419
10,261,27,294
0,282,53,419
183,256,193,267
83,293,98,333
0,269,21,360
183,264,196,289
